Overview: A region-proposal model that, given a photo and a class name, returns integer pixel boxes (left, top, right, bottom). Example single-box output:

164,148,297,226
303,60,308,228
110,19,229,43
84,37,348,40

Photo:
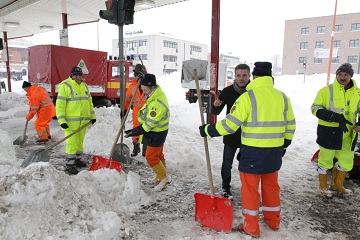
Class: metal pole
119,24,125,113
326,0,338,86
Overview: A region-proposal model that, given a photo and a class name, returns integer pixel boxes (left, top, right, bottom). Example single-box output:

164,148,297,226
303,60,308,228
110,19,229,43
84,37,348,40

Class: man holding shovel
199,62,296,237
56,66,96,175
122,64,147,157
22,81,55,143
124,73,170,191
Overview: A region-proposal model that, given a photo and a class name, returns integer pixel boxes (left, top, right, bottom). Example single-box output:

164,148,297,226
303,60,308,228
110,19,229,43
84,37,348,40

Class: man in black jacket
211,63,251,199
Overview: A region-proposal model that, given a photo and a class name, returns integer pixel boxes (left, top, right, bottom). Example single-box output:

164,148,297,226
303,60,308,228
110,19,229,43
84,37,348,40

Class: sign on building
314,48,338,59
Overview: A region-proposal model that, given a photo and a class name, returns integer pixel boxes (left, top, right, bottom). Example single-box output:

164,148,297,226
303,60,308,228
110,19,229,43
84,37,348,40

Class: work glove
60,123,69,129
199,124,208,137
26,115,31,121
120,109,128,119
124,129,133,138
91,119,96,124
339,119,353,133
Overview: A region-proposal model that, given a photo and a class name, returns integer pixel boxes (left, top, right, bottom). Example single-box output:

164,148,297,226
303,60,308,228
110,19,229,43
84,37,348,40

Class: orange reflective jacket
26,85,55,120
124,80,146,127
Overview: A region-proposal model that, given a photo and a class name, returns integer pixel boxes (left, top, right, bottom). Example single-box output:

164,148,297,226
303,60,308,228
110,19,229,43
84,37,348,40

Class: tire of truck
92,97,112,108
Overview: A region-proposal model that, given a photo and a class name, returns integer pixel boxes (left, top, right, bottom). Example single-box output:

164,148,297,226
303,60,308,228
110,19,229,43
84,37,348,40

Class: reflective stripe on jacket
215,76,296,148
56,77,96,128
136,85,170,147
124,80,146,112
26,85,55,120
137,85,170,132
310,78,360,149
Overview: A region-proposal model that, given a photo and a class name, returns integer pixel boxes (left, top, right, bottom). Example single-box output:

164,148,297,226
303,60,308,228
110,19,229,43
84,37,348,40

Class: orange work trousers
145,145,165,167
239,171,281,235
34,107,54,139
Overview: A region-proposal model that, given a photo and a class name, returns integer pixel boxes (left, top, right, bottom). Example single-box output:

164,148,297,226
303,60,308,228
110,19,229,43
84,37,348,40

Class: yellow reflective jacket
138,85,170,132
56,77,96,129
215,76,296,148
310,78,360,149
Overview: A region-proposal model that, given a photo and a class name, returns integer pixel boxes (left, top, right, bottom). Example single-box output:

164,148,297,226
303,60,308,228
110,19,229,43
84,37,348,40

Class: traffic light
119,0,135,25
99,0,118,25
303,61,307,68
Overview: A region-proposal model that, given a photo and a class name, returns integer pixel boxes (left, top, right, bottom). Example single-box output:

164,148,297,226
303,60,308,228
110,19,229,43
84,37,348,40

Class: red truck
27,44,135,107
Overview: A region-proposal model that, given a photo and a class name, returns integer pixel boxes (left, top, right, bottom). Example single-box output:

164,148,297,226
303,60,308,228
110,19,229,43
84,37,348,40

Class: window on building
139,39,147,47
300,42,308,49
126,40,138,51
163,40,178,49
317,26,326,34
301,27,309,35
334,40,341,48
163,54,177,62
190,45,202,53
351,23,360,31
335,24,343,32
315,41,325,48
332,56,340,63
348,55,358,63
314,58,323,64
299,57,307,63
137,54,148,61
349,39,359,48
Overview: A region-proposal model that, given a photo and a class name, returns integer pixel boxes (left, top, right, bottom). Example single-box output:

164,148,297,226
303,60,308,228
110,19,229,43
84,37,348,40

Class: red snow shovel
89,155,122,172
193,69,233,232
311,149,319,162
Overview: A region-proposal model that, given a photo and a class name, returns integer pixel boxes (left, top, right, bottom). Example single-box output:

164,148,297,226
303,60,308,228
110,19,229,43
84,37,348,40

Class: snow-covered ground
0,72,360,239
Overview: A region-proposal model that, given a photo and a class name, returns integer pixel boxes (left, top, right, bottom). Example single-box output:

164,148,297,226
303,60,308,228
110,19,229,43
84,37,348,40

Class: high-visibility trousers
240,171,281,235
132,110,141,143
34,107,54,139
318,137,354,172
145,145,165,167
63,127,87,160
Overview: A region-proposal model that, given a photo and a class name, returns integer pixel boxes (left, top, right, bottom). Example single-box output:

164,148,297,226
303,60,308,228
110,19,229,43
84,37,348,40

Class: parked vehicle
28,45,135,107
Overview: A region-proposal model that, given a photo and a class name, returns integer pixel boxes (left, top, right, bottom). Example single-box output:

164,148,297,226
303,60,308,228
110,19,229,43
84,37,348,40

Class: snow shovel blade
20,148,50,168
89,155,122,172
112,143,131,164
311,149,319,162
13,135,28,145
194,192,233,232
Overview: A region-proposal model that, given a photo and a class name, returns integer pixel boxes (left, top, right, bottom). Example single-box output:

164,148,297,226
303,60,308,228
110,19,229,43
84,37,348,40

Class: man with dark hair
211,63,251,200
311,62,360,197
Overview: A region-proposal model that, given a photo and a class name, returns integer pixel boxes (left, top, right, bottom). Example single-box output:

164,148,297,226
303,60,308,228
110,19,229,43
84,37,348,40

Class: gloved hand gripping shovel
13,120,29,145
21,122,92,168
192,69,233,232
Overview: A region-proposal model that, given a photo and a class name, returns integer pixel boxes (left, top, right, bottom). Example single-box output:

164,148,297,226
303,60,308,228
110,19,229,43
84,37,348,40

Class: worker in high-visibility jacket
199,62,296,237
124,73,170,191
56,66,96,175
123,64,147,157
311,63,360,197
22,81,55,143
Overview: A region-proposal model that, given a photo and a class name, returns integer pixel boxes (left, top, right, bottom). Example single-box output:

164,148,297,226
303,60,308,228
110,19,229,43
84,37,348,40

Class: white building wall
112,33,208,76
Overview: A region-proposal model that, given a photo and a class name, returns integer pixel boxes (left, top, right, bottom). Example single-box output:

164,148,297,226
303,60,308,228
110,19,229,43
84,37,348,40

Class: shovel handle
109,78,142,159
45,122,92,151
24,120,29,136
194,69,215,195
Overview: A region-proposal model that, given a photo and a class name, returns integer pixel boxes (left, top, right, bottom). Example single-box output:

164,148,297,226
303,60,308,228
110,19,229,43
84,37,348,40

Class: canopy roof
0,0,188,39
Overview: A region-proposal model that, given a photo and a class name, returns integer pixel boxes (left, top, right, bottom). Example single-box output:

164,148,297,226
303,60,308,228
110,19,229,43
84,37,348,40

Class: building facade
282,12,360,75
112,31,208,76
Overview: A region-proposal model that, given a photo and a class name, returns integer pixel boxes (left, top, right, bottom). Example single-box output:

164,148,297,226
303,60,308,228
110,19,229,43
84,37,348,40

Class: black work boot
75,159,87,168
131,143,141,157
65,165,79,175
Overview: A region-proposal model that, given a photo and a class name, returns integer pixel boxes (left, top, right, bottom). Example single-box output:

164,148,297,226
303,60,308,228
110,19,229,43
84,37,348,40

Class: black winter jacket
211,84,246,148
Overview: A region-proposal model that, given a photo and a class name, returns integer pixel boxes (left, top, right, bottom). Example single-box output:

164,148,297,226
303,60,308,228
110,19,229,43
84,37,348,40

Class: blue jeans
221,145,240,190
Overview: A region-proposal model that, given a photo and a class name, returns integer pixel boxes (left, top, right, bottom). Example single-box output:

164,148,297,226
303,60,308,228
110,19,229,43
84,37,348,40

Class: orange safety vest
124,80,146,128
